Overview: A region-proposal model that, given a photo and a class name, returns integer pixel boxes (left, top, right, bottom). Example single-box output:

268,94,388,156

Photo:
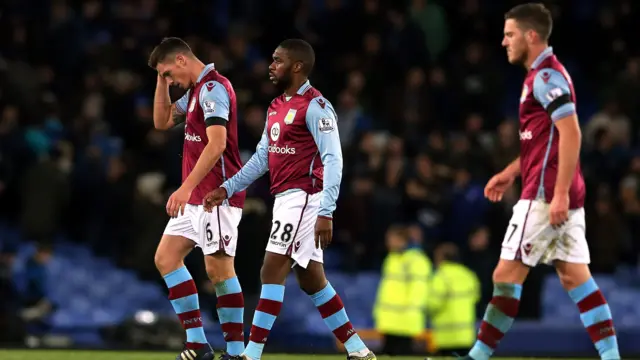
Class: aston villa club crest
284,109,297,125
520,85,529,104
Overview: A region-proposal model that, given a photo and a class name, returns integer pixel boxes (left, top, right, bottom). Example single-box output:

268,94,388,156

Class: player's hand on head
203,188,227,212
484,172,515,202
549,192,570,228
314,216,333,250
157,74,167,86
166,186,192,218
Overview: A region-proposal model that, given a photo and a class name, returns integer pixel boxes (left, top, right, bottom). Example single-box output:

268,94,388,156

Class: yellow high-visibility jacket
374,247,432,337
426,261,480,350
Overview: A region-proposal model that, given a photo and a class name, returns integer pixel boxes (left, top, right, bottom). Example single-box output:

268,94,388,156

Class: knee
555,262,592,291
296,263,327,295
154,248,183,275
298,281,326,295
557,271,579,290
259,265,275,284
205,254,235,284
492,260,528,284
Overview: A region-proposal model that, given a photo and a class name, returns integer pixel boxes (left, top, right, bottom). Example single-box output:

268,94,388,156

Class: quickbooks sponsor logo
268,144,296,154
185,133,202,142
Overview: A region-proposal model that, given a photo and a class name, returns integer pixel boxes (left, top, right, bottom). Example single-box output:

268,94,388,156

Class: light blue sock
469,283,522,360
164,266,208,346
215,276,245,356
568,278,620,360
244,284,285,360
310,282,367,354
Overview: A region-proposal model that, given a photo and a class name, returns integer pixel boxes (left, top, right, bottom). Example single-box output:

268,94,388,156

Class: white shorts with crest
163,204,242,256
499,199,590,266
265,191,323,269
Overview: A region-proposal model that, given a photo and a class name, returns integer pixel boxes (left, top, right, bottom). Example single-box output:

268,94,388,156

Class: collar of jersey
296,80,312,95
196,63,216,83
530,47,553,70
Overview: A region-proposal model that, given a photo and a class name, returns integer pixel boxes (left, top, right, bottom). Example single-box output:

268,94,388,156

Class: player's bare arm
167,125,227,217
484,157,519,202
549,114,581,226
502,156,521,178
152,75,183,130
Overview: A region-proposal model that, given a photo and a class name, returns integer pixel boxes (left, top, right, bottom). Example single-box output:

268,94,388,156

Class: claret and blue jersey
222,80,343,218
175,63,245,207
518,47,585,209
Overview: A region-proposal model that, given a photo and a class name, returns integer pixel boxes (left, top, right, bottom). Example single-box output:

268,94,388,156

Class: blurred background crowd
1,0,640,356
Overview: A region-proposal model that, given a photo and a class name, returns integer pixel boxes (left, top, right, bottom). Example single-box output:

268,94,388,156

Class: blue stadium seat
323,248,344,270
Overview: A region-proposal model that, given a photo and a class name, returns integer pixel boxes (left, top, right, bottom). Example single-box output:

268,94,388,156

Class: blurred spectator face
469,227,489,251
338,91,357,110
451,136,470,154
619,177,637,203
364,0,379,13
415,154,433,179
626,58,639,77
427,131,445,151
155,54,194,90
359,132,386,155
347,71,365,93
406,68,425,88
353,176,374,195
595,198,612,216
0,106,19,134
630,156,640,174
465,43,483,65
82,0,102,19
228,35,247,59
387,10,405,28
385,227,409,252
502,19,530,66
325,0,342,10
465,113,483,133
498,120,517,146
411,0,426,11
387,137,404,157
363,33,381,55
35,245,53,264
454,168,471,187
429,67,446,86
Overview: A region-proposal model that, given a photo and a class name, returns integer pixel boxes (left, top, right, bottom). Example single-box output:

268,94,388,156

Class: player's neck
284,77,308,97
524,44,549,69
189,60,207,85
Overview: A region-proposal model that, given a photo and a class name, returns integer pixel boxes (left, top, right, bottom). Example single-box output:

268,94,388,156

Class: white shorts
500,199,590,266
266,191,323,269
163,204,242,256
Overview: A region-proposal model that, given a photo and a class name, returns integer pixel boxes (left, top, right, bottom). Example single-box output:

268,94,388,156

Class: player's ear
525,30,535,44
175,54,186,66
293,61,303,74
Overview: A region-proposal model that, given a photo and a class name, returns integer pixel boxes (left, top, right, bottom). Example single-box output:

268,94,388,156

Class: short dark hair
278,39,315,75
386,225,410,241
505,3,553,41
148,37,193,68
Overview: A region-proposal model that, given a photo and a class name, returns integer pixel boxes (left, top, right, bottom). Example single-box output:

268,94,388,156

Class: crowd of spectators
1,0,640,303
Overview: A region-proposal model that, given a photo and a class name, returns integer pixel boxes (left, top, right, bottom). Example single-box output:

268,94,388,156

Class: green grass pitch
0,350,594,360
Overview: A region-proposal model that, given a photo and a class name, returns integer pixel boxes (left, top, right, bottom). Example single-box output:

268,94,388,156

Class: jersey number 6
206,222,213,242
